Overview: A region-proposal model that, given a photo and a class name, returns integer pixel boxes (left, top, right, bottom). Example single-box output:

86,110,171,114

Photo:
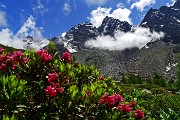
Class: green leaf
2,115,9,120
10,114,15,120
59,64,64,72
159,109,169,120
4,91,9,99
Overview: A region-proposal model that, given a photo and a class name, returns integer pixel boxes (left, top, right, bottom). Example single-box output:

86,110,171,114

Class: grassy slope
0,44,24,53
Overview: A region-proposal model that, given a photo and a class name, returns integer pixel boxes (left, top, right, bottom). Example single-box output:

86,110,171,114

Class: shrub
0,44,145,119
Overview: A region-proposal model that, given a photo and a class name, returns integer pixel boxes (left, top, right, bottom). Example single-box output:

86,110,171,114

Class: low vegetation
0,42,180,119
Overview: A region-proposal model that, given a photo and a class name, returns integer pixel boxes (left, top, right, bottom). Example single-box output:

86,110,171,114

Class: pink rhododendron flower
112,93,124,102
36,50,52,62
13,51,23,58
0,63,6,70
44,86,57,97
107,96,115,107
61,52,71,62
122,104,131,113
99,93,109,104
56,87,63,93
12,64,17,70
99,93,116,107
0,55,5,61
52,83,59,88
0,47,4,53
23,58,28,63
47,73,58,83
134,108,144,119
130,101,137,107
5,58,12,64
0,51,25,71
117,104,123,110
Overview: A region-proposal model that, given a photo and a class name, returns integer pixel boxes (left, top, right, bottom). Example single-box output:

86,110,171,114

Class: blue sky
0,0,177,39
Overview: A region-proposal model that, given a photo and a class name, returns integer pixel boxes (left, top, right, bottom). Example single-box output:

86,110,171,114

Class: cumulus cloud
166,0,177,7
0,15,48,50
15,15,44,39
84,0,108,6
88,6,132,28
0,11,7,27
0,28,26,49
63,3,72,15
85,27,164,51
130,0,156,12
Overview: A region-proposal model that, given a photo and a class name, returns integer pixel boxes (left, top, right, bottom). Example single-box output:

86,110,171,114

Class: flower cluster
36,49,52,62
47,73,58,83
99,93,144,119
44,84,63,97
0,49,28,70
44,72,63,97
13,51,23,58
0,47,4,53
99,93,124,107
117,104,131,113
134,108,144,119
61,52,71,63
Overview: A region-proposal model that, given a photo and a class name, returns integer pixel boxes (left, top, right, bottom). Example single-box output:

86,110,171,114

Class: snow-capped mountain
61,22,98,51
59,16,132,53
141,0,180,43
52,0,180,80
22,36,49,50
60,0,180,52
98,16,132,36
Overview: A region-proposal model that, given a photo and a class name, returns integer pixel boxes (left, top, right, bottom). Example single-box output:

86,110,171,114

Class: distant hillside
0,44,24,53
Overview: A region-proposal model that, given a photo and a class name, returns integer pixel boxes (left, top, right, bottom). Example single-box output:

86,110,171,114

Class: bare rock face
98,16,132,36
72,41,177,80
50,0,180,80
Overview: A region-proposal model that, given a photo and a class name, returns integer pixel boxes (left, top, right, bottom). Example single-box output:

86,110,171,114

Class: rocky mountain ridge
47,0,180,80
41,0,180,80
141,0,180,44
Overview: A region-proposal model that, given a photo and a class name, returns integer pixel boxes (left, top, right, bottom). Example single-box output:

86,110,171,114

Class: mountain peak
98,16,131,36
173,0,180,8
141,1,180,43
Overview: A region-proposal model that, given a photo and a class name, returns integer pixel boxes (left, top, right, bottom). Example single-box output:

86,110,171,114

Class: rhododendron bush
0,43,145,119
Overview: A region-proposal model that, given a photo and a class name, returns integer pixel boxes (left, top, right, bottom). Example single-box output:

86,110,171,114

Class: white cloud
131,0,156,12
166,0,177,7
111,8,132,24
88,7,111,27
0,15,48,50
15,15,44,39
33,0,48,16
63,3,72,15
88,6,132,28
0,11,7,27
85,27,164,51
0,4,6,9
116,2,125,8
84,0,108,6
